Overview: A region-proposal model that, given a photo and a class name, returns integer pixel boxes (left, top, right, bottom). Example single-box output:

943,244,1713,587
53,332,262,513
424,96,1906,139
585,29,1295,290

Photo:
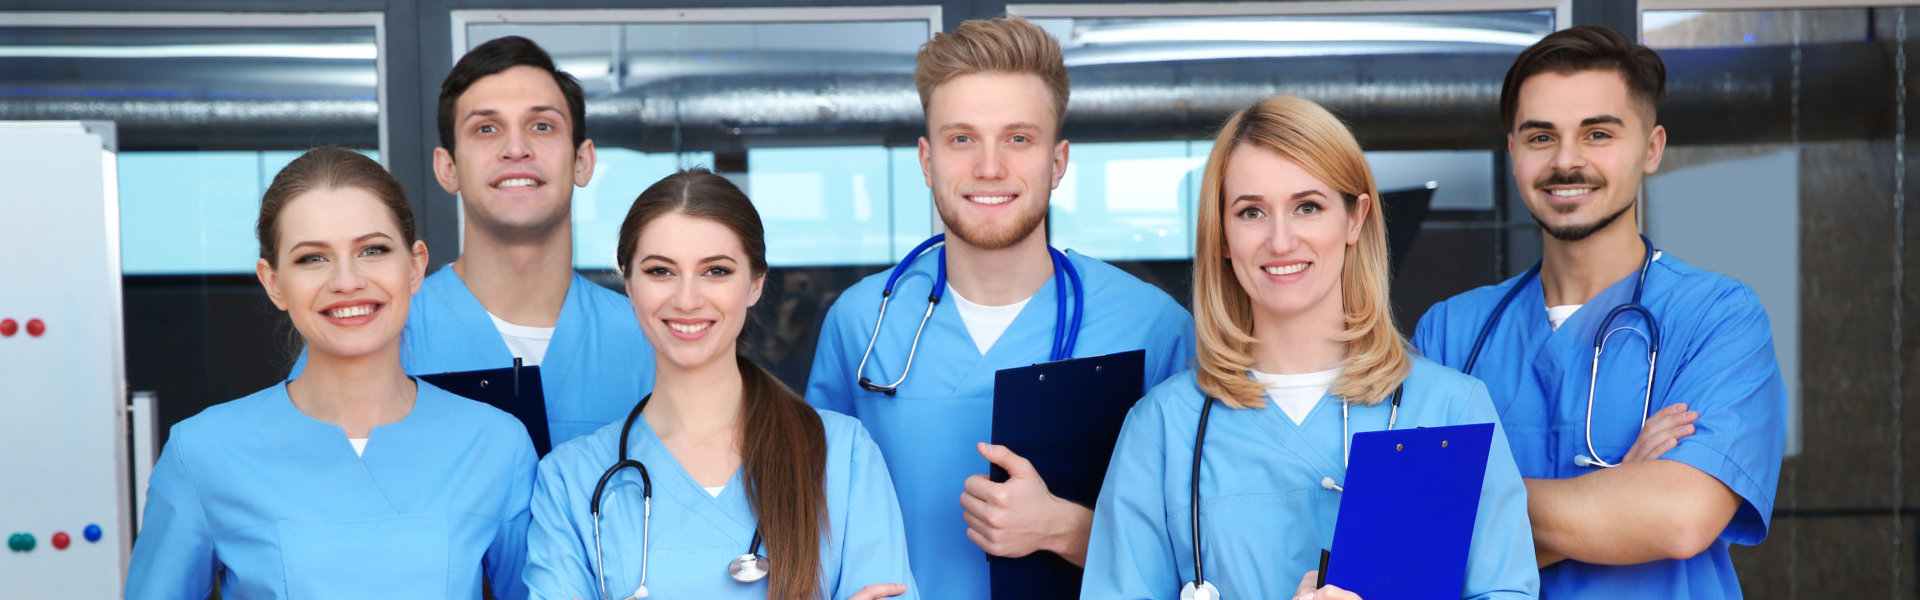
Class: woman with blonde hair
1081,95,1537,600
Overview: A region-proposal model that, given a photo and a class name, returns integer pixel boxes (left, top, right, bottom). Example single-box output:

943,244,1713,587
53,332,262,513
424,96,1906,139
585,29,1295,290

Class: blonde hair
914,16,1070,131
1193,94,1410,410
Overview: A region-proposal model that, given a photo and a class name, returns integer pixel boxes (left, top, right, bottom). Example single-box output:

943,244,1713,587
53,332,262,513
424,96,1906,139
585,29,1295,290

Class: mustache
1535,170,1605,188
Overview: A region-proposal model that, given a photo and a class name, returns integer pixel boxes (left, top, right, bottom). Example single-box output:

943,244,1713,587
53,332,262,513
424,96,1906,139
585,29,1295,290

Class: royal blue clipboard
418,361,553,457
987,349,1147,599
1326,422,1494,599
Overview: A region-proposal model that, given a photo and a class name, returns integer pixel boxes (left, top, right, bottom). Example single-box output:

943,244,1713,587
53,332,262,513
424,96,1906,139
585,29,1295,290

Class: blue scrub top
127,381,537,600
293,267,656,446
807,249,1196,600
1413,253,1786,599
1082,360,1538,600
524,406,917,600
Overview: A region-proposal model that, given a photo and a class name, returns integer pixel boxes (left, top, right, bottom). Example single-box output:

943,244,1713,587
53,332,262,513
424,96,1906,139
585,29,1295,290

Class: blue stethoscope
1463,234,1662,469
589,395,769,600
854,233,1085,394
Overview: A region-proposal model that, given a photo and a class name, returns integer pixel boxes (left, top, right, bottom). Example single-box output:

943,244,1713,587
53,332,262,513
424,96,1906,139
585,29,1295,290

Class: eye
1528,133,1552,144
952,134,972,144
295,253,326,265
533,122,553,132
1295,201,1323,216
476,124,497,135
642,266,673,277
1585,130,1614,141
1236,206,1266,220
704,266,734,277
1009,134,1031,144
359,244,391,257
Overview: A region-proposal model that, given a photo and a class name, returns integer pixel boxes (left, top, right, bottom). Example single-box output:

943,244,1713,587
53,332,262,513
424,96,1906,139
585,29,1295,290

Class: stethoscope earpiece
1320,477,1343,492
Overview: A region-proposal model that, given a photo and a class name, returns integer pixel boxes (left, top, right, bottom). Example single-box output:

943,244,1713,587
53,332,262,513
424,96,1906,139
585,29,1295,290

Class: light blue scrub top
807,249,1196,600
127,381,537,600
292,267,656,446
1413,253,1786,599
1082,360,1538,600
524,407,917,600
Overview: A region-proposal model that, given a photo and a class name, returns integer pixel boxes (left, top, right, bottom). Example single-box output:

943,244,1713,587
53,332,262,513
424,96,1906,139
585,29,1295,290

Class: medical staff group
121,16,1785,600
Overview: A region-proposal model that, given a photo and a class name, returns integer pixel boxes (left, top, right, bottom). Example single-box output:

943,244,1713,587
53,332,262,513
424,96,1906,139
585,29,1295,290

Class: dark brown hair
915,16,1070,132
438,35,587,152
1500,25,1666,131
617,169,828,599
256,147,415,267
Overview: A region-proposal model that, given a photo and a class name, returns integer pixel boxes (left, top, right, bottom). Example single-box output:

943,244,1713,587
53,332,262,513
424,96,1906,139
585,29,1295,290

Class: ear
409,240,430,295
432,147,461,195
256,258,288,311
747,271,767,309
1642,124,1667,175
1049,139,1071,189
1347,193,1371,245
572,139,598,187
918,136,934,189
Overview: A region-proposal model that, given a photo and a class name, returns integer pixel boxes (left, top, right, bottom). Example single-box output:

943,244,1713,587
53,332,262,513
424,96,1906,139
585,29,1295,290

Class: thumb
978,442,1039,479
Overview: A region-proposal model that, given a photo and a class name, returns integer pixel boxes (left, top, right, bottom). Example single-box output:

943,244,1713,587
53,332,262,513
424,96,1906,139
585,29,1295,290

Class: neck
943,227,1054,306
1248,295,1349,375
453,219,573,327
1539,220,1646,306
643,352,746,439
289,344,416,438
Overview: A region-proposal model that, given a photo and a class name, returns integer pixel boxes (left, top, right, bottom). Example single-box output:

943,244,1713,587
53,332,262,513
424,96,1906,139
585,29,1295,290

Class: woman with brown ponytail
524,168,915,600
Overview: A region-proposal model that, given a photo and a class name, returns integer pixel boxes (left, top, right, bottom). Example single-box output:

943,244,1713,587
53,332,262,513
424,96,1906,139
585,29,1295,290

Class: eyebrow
460,105,565,126
935,121,1045,134
288,231,394,252
640,254,739,264
1517,115,1625,132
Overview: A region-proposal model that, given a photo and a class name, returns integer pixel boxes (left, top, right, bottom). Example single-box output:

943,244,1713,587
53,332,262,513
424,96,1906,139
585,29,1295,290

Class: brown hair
1193,95,1409,409
256,147,415,267
617,169,828,599
1500,25,1667,131
914,16,1070,131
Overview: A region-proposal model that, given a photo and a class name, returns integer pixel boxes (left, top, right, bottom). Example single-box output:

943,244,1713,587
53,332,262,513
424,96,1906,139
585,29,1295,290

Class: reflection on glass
120,149,380,275
1030,11,1555,65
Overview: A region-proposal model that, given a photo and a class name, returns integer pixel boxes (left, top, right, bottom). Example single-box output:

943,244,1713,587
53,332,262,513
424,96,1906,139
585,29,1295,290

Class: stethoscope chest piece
1181,579,1221,600
729,552,770,583
624,584,650,599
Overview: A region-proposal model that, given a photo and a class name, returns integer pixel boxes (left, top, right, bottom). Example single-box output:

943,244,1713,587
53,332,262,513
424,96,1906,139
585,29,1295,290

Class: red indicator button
25,318,44,337
51,532,69,550
0,318,14,337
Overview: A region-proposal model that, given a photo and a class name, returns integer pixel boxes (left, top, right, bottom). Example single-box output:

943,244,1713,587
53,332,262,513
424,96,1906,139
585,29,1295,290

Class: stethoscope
854,233,1085,394
589,395,770,600
1181,385,1402,600
1462,234,1662,469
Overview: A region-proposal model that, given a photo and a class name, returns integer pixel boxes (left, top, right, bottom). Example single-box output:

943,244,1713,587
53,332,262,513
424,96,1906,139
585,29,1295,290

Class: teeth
1549,188,1594,197
668,321,711,334
1265,263,1308,276
496,178,539,189
327,305,374,319
969,195,1014,205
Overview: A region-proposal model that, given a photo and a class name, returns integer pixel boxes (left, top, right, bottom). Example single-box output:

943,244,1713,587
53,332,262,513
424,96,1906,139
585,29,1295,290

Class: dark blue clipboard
988,349,1146,599
418,359,552,457
1325,422,1494,600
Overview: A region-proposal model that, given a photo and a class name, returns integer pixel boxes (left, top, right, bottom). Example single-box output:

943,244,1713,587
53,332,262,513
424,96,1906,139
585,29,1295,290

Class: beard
1530,169,1628,242
936,195,1049,250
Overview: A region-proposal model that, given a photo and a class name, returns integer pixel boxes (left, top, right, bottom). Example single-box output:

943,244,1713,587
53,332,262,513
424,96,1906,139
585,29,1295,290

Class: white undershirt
488,312,555,366
349,437,368,456
948,286,1032,355
704,485,725,498
1546,251,1662,331
1250,367,1342,425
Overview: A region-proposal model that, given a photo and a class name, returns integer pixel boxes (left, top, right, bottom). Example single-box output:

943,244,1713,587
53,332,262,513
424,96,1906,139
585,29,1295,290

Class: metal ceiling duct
0,42,1893,151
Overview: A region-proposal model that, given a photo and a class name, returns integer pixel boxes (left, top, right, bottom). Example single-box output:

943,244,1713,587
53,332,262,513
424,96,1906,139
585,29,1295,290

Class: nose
328,258,367,294
1551,137,1587,173
670,276,702,312
501,127,531,162
1264,213,1300,255
974,143,1007,180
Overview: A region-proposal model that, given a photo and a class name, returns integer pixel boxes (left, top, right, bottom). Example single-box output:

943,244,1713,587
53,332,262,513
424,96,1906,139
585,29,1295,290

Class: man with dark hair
296,35,655,447
1414,26,1785,598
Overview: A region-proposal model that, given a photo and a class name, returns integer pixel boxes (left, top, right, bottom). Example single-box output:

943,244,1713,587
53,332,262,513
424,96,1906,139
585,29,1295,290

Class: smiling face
1221,143,1367,331
1508,69,1666,242
918,71,1069,251
433,65,596,242
257,186,428,361
624,212,765,372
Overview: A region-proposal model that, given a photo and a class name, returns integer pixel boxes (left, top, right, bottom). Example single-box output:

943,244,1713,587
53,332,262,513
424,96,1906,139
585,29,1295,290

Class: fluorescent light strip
0,44,376,60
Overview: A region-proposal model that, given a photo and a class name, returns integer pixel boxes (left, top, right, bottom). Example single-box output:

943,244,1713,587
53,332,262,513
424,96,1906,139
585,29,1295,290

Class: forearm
1045,501,1095,567
1526,459,1739,565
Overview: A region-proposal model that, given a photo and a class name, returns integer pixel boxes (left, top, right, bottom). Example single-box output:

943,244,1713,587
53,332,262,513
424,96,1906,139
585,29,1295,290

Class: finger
1295,571,1319,596
958,489,994,518
979,443,1041,479
1319,584,1362,600
962,474,1001,503
966,525,1000,555
850,583,908,600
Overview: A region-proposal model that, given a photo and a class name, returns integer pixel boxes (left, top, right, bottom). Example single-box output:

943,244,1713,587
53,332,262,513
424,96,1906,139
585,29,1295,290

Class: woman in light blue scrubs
126,147,537,599
523,169,914,600
1080,95,1539,600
